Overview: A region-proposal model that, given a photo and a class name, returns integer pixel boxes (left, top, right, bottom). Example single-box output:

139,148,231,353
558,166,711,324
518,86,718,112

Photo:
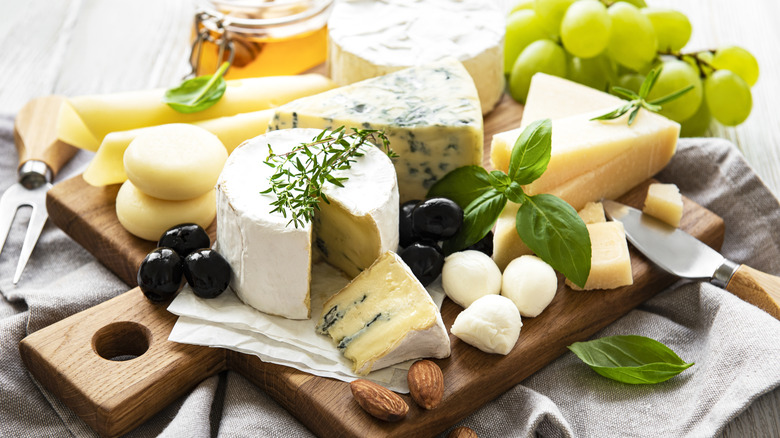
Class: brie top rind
327,0,505,114
316,251,450,375
268,58,483,202
217,129,399,319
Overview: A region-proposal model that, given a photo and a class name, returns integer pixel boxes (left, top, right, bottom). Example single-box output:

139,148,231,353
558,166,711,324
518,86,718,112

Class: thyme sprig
591,66,694,125
260,126,397,228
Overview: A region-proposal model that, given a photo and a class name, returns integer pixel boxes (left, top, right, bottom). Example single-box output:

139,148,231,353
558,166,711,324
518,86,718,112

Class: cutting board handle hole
92,321,152,362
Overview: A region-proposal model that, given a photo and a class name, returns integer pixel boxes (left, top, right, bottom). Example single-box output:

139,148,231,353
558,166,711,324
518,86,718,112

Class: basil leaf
515,194,590,288
508,119,552,185
427,165,492,209
164,62,229,114
504,181,525,204
442,188,506,255
568,335,694,384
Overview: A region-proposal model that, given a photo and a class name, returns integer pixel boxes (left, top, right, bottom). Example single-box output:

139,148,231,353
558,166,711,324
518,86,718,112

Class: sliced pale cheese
267,59,483,202
316,251,450,375
217,129,399,320
643,183,683,227
491,73,622,171
83,109,274,187
493,207,531,271
115,180,216,241
578,201,606,224
327,0,505,114
124,124,227,201
566,222,633,290
58,74,334,150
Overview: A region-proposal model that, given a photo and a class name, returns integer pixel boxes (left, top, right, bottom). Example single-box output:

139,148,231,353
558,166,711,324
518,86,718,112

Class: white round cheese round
450,294,522,355
327,0,505,114
441,250,502,308
501,255,558,317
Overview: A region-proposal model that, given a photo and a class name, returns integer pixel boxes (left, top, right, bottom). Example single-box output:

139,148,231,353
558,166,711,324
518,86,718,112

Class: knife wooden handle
725,265,780,320
13,95,78,177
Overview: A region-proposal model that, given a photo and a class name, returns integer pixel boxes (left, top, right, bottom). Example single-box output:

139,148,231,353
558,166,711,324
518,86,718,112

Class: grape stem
659,49,718,78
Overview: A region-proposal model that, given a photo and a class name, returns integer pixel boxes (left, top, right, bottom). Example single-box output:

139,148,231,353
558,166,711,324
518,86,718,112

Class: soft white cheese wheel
115,180,216,241
124,123,227,200
450,295,522,355
442,250,502,308
501,255,558,317
327,0,505,114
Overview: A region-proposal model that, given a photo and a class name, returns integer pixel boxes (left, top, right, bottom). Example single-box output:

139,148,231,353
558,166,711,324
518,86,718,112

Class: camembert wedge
267,58,484,202
316,251,450,375
216,129,399,319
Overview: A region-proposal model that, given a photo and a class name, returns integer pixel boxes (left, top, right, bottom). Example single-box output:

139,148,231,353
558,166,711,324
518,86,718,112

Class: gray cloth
1,111,779,437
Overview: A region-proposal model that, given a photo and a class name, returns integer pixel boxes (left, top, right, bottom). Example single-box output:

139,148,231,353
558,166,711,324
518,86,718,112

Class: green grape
561,0,611,59
680,98,712,137
568,54,617,91
646,60,703,122
533,0,577,37
642,8,692,52
615,73,645,94
509,40,568,103
505,10,551,75
615,0,647,7
711,46,760,87
606,3,658,72
705,70,752,126
510,0,535,14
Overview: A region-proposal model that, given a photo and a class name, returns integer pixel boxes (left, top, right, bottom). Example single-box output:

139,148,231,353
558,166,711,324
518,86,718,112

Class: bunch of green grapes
505,0,760,133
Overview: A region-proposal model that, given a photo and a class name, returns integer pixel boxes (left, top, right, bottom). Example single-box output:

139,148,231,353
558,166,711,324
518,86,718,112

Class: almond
350,379,409,422
448,426,478,438
407,359,444,410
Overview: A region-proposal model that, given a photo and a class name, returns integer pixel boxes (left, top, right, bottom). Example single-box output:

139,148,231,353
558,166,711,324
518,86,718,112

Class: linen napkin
1,111,779,437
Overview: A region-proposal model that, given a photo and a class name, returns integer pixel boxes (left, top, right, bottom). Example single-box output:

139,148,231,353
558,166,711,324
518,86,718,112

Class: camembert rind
267,58,484,202
317,251,450,375
327,0,505,114
217,129,399,320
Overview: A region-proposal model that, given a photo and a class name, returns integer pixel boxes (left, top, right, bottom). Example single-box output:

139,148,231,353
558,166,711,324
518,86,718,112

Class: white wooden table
1,0,778,436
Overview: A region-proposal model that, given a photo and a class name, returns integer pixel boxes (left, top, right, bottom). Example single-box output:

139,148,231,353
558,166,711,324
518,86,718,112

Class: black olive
466,231,494,256
399,199,422,248
399,242,445,287
411,198,463,240
158,223,211,258
138,247,184,302
183,249,232,299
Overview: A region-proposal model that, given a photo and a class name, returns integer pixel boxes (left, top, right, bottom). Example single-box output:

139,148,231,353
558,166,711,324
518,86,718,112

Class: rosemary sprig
260,126,397,228
591,67,694,125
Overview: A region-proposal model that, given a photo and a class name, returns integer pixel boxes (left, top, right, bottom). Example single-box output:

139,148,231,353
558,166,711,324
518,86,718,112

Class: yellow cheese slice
566,222,633,290
57,74,334,151
490,73,622,171
578,201,606,224
643,183,683,227
82,109,274,187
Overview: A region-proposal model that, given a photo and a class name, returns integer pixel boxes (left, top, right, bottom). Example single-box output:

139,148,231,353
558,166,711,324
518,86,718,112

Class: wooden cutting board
22,94,725,438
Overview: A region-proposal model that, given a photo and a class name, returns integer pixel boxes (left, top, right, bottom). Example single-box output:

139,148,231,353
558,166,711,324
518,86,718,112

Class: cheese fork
0,96,77,284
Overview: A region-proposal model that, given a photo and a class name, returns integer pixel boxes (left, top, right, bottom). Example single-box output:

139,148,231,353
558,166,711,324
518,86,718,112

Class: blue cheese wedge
316,251,450,375
216,129,399,319
327,0,505,114
267,58,484,202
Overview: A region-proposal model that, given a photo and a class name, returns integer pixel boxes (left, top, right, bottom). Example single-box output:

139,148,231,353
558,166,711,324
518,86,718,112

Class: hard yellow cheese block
566,222,633,290
82,109,274,186
643,183,683,227
57,74,334,151
578,201,606,224
490,73,622,171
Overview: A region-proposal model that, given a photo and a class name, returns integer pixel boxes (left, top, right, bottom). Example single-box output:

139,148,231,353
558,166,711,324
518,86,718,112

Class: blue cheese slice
267,59,483,202
217,129,399,319
316,251,450,375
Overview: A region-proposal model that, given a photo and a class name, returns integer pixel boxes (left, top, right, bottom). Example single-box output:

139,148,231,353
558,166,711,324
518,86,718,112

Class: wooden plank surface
2,0,779,436
24,178,725,438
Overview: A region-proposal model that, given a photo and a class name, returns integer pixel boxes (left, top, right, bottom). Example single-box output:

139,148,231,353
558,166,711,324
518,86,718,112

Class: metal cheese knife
603,200,780,320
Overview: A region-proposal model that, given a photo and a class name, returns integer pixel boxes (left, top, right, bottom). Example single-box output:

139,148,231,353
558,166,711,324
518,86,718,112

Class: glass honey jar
189,0,334,79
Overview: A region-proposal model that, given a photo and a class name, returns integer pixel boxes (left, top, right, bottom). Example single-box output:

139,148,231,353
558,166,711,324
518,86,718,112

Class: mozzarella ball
124,123,227,200
501,255,558,317
450,295,522,355
441,250,502,308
